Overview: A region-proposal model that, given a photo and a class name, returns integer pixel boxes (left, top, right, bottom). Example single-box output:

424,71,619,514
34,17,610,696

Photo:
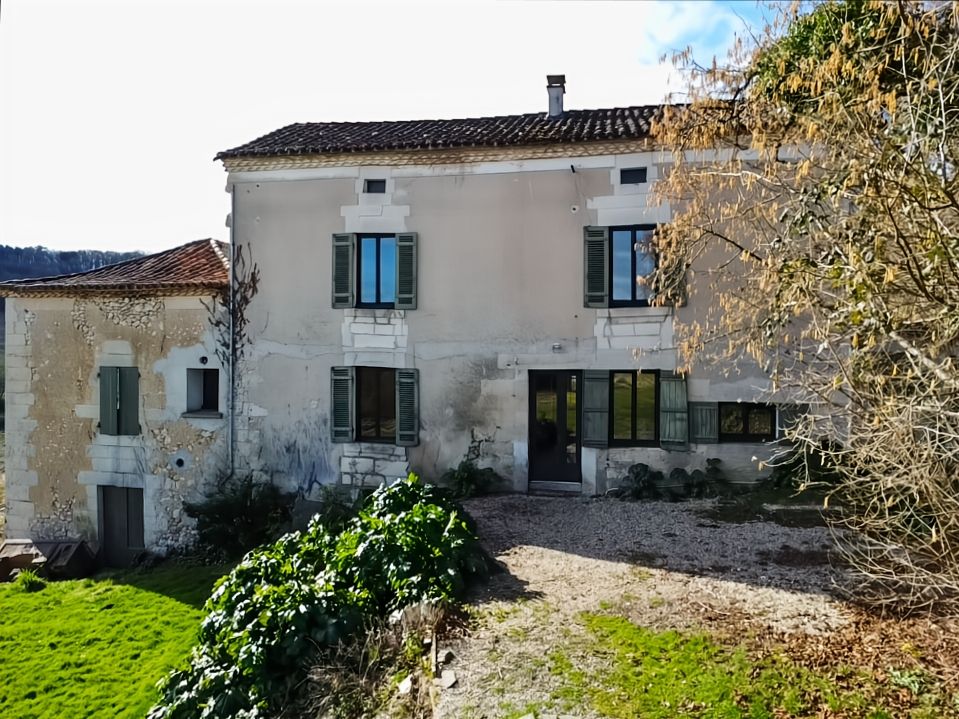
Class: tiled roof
0,239,230,298
216,106,661,160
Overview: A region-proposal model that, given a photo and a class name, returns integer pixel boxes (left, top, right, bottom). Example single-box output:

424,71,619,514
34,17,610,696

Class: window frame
364,179,387,193
608,369,660,446
355,366,396,443
718,402,777,443
608,224,657,308
619,167,648,185
355,233,397,309
184,368,221,418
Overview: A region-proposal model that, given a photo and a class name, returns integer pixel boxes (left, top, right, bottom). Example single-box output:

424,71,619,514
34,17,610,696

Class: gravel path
435,494,849,719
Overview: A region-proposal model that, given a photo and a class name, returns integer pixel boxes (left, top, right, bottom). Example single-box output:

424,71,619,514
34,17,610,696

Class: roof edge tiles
0,239,230,298
216,105,664,161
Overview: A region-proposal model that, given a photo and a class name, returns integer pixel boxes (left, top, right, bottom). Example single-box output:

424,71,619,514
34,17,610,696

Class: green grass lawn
0,562,229,719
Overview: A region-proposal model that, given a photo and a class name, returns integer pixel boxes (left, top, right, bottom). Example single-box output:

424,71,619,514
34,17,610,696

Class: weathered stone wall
3,295,228,552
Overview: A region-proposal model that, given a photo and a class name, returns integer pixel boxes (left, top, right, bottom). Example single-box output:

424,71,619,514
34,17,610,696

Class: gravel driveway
433,494,956,718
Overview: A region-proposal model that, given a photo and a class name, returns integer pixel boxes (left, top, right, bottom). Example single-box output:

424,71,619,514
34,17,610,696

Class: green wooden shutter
581,370,610,448
332,233,355,308
395,232,418,310
330,366,354,443
660,373,688,449
395,368,419,446
583,226,609,308
118,367,140,436
689,402,718,443
99,366,119,435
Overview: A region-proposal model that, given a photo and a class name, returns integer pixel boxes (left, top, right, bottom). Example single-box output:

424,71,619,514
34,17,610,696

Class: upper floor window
358,234,397,308
99,365,139,436
619,167,648,185
611,225,656,307
184,368,221,418
332,232,418,310
584,225,667,309
364,179,387,193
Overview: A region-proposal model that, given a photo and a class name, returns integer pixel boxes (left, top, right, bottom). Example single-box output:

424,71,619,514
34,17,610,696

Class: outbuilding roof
215,105,661,160
0,239,230,298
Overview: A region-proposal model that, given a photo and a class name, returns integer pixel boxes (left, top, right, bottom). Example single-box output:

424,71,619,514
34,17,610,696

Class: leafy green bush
13,569,46,593
441,459,504,498
150,474,488,719
183,475,295,557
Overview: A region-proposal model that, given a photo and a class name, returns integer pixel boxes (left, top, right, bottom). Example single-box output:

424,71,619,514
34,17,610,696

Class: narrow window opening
610,370,658,445
357,366,396,441
357,234,397,307
364,179,387,193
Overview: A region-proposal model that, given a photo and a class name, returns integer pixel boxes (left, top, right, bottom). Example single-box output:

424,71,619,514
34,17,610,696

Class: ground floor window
357,366,396,441
610,370,658,445
719,403,776,442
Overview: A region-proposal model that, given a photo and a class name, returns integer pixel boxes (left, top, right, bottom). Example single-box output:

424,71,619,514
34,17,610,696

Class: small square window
364,179,386,193
620,167,648,185
185,368,220,417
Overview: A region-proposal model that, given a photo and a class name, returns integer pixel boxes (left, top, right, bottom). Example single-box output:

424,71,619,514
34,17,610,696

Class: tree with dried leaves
653,0,959,612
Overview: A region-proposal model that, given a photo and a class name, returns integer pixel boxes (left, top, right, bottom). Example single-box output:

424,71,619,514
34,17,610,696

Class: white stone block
374,460,409,478
4,380,29,394
8,393,35,406
4,482,31,502
373,324,395,336
8,500,35,519
5,334,26,348
4,404,30,420
6,367,32,382
396,335,408,349
350,323,375,335
354,334,395,349
341,456,374,473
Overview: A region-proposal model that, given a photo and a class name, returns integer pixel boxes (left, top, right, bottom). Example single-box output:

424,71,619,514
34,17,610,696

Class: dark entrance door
99,486,145,567
528,370,581,484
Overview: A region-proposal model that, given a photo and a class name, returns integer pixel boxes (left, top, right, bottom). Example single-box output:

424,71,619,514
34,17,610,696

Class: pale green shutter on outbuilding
659,373,688,449
332,233,355,308
689,402,718,443
583,226,609,308
581,370,610,448
395,368,419,446
118,367,140,436
395,232,418,310
330,367,354,442
99,366,120,435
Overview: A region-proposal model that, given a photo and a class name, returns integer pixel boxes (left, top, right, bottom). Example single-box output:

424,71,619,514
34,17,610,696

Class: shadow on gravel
463,493,843,599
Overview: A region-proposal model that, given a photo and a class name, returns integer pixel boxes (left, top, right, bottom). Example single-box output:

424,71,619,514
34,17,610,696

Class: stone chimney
547,75,565,117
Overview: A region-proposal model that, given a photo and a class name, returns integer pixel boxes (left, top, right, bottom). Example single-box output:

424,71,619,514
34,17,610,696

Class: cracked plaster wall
4,296,227,552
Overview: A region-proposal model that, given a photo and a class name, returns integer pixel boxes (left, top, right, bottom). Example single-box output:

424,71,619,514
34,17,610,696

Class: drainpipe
228,185,236,477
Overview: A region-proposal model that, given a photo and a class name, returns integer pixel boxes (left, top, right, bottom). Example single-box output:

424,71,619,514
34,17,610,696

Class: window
610,370,658,444
620,167,648,185
358,234,397,307
357,366,396,441
332,232,417,310
610,225,657,306
364,179,386,193
331,366,420,446
584,225,664,309
99,366,139,436
185,368,220,417
719,403,776,442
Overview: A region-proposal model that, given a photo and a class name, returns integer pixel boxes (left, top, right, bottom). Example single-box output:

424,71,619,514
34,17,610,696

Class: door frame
527,369,582,485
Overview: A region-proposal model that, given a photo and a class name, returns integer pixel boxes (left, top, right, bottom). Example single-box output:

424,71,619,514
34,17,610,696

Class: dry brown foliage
653,1,959,613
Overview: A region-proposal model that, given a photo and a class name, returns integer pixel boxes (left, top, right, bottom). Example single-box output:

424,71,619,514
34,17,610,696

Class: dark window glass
364,179,387,193
719,403,775,442
357,367,395,441
620,167,648,184
610,370,658,444
357,235,397,307
609,225,657,306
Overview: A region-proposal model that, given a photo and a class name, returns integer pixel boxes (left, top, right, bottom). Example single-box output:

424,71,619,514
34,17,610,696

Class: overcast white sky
0,0,766,254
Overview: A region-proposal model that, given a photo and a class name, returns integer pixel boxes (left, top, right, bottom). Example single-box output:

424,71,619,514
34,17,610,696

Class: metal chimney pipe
547,74,565,117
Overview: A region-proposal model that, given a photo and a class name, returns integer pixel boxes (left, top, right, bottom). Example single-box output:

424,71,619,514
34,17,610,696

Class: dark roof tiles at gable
0,239,230,298
215,106,662,160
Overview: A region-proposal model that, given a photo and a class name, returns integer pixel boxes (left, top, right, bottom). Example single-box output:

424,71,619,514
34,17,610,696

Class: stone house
220,76,788,499
0,239,230,563
1,77,791,560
